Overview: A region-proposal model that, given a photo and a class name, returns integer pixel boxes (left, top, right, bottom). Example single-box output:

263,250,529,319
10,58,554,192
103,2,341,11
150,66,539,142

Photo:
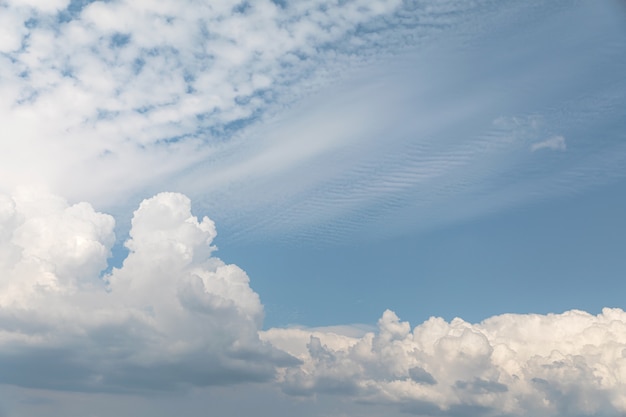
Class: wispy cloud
168,1,626,244
8,0,622,243
531,135,566,152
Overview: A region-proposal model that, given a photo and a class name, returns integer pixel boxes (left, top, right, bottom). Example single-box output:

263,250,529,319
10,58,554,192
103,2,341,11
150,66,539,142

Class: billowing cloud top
2,189,626,416
0,190,293,392
265,308,626,416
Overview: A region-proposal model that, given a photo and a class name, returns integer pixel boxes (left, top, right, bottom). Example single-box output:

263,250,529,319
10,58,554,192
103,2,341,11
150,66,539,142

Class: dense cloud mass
1,189,626,416
0,189,292,392
264,308,626,416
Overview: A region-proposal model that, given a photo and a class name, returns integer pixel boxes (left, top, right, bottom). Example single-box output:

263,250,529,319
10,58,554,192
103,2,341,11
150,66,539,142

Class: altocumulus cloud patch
0,0,404,205
0,189,295,392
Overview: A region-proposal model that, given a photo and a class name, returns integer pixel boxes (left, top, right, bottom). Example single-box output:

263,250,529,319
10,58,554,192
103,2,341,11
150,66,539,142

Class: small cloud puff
264,308,626,417
531,135,566,152
0,189,294,392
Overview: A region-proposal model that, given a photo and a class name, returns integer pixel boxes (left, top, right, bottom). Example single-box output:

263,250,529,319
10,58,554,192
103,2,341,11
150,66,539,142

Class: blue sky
1,0,626,416
221,177,626,328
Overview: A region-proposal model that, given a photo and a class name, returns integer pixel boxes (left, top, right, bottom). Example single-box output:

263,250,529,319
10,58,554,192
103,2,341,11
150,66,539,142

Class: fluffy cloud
0,0,403,204
263,308,626,416
0,189,293,392
2,188,626,416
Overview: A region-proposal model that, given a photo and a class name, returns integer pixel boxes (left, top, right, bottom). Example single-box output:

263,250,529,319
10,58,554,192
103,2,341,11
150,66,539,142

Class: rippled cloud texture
0,0,403,205
2,0,623,242
1,0,626,416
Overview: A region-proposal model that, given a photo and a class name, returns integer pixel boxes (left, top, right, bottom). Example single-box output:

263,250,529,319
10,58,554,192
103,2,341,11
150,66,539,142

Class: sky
1,0,626,416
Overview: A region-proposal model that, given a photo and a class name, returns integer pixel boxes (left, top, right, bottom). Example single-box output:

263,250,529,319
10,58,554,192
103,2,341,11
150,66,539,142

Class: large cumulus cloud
2,189,626,417
264,308,626,416
0,189,294,392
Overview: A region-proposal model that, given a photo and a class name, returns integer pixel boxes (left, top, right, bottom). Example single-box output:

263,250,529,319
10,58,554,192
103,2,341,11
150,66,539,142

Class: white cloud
170,1,626,244
2,189,626,417
0,7,27,53
531,135,567,152
0,1,625,415
264,308,626,416
0,189,294,392
2,0,622,245
0,0,404,206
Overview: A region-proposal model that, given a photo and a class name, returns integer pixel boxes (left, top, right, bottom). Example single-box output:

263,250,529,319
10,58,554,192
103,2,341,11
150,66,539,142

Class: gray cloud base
0,190,294,392
1,189,626,416
265,309,626,416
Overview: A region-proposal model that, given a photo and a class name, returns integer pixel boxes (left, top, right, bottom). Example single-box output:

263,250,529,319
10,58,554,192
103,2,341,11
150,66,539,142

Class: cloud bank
1,189,626,416
265,308,626,416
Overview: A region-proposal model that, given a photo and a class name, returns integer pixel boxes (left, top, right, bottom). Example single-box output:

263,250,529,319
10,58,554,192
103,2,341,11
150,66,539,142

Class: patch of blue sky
95,108,119,121
179,0,626,330
216,173,626,328
100,242,128,277
131,57,145,75
56,0,101,23
24,17,39,29
262,2,620,237
269,0,287,10
109,33,131,49
232,2,252,15
216,114,264,137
